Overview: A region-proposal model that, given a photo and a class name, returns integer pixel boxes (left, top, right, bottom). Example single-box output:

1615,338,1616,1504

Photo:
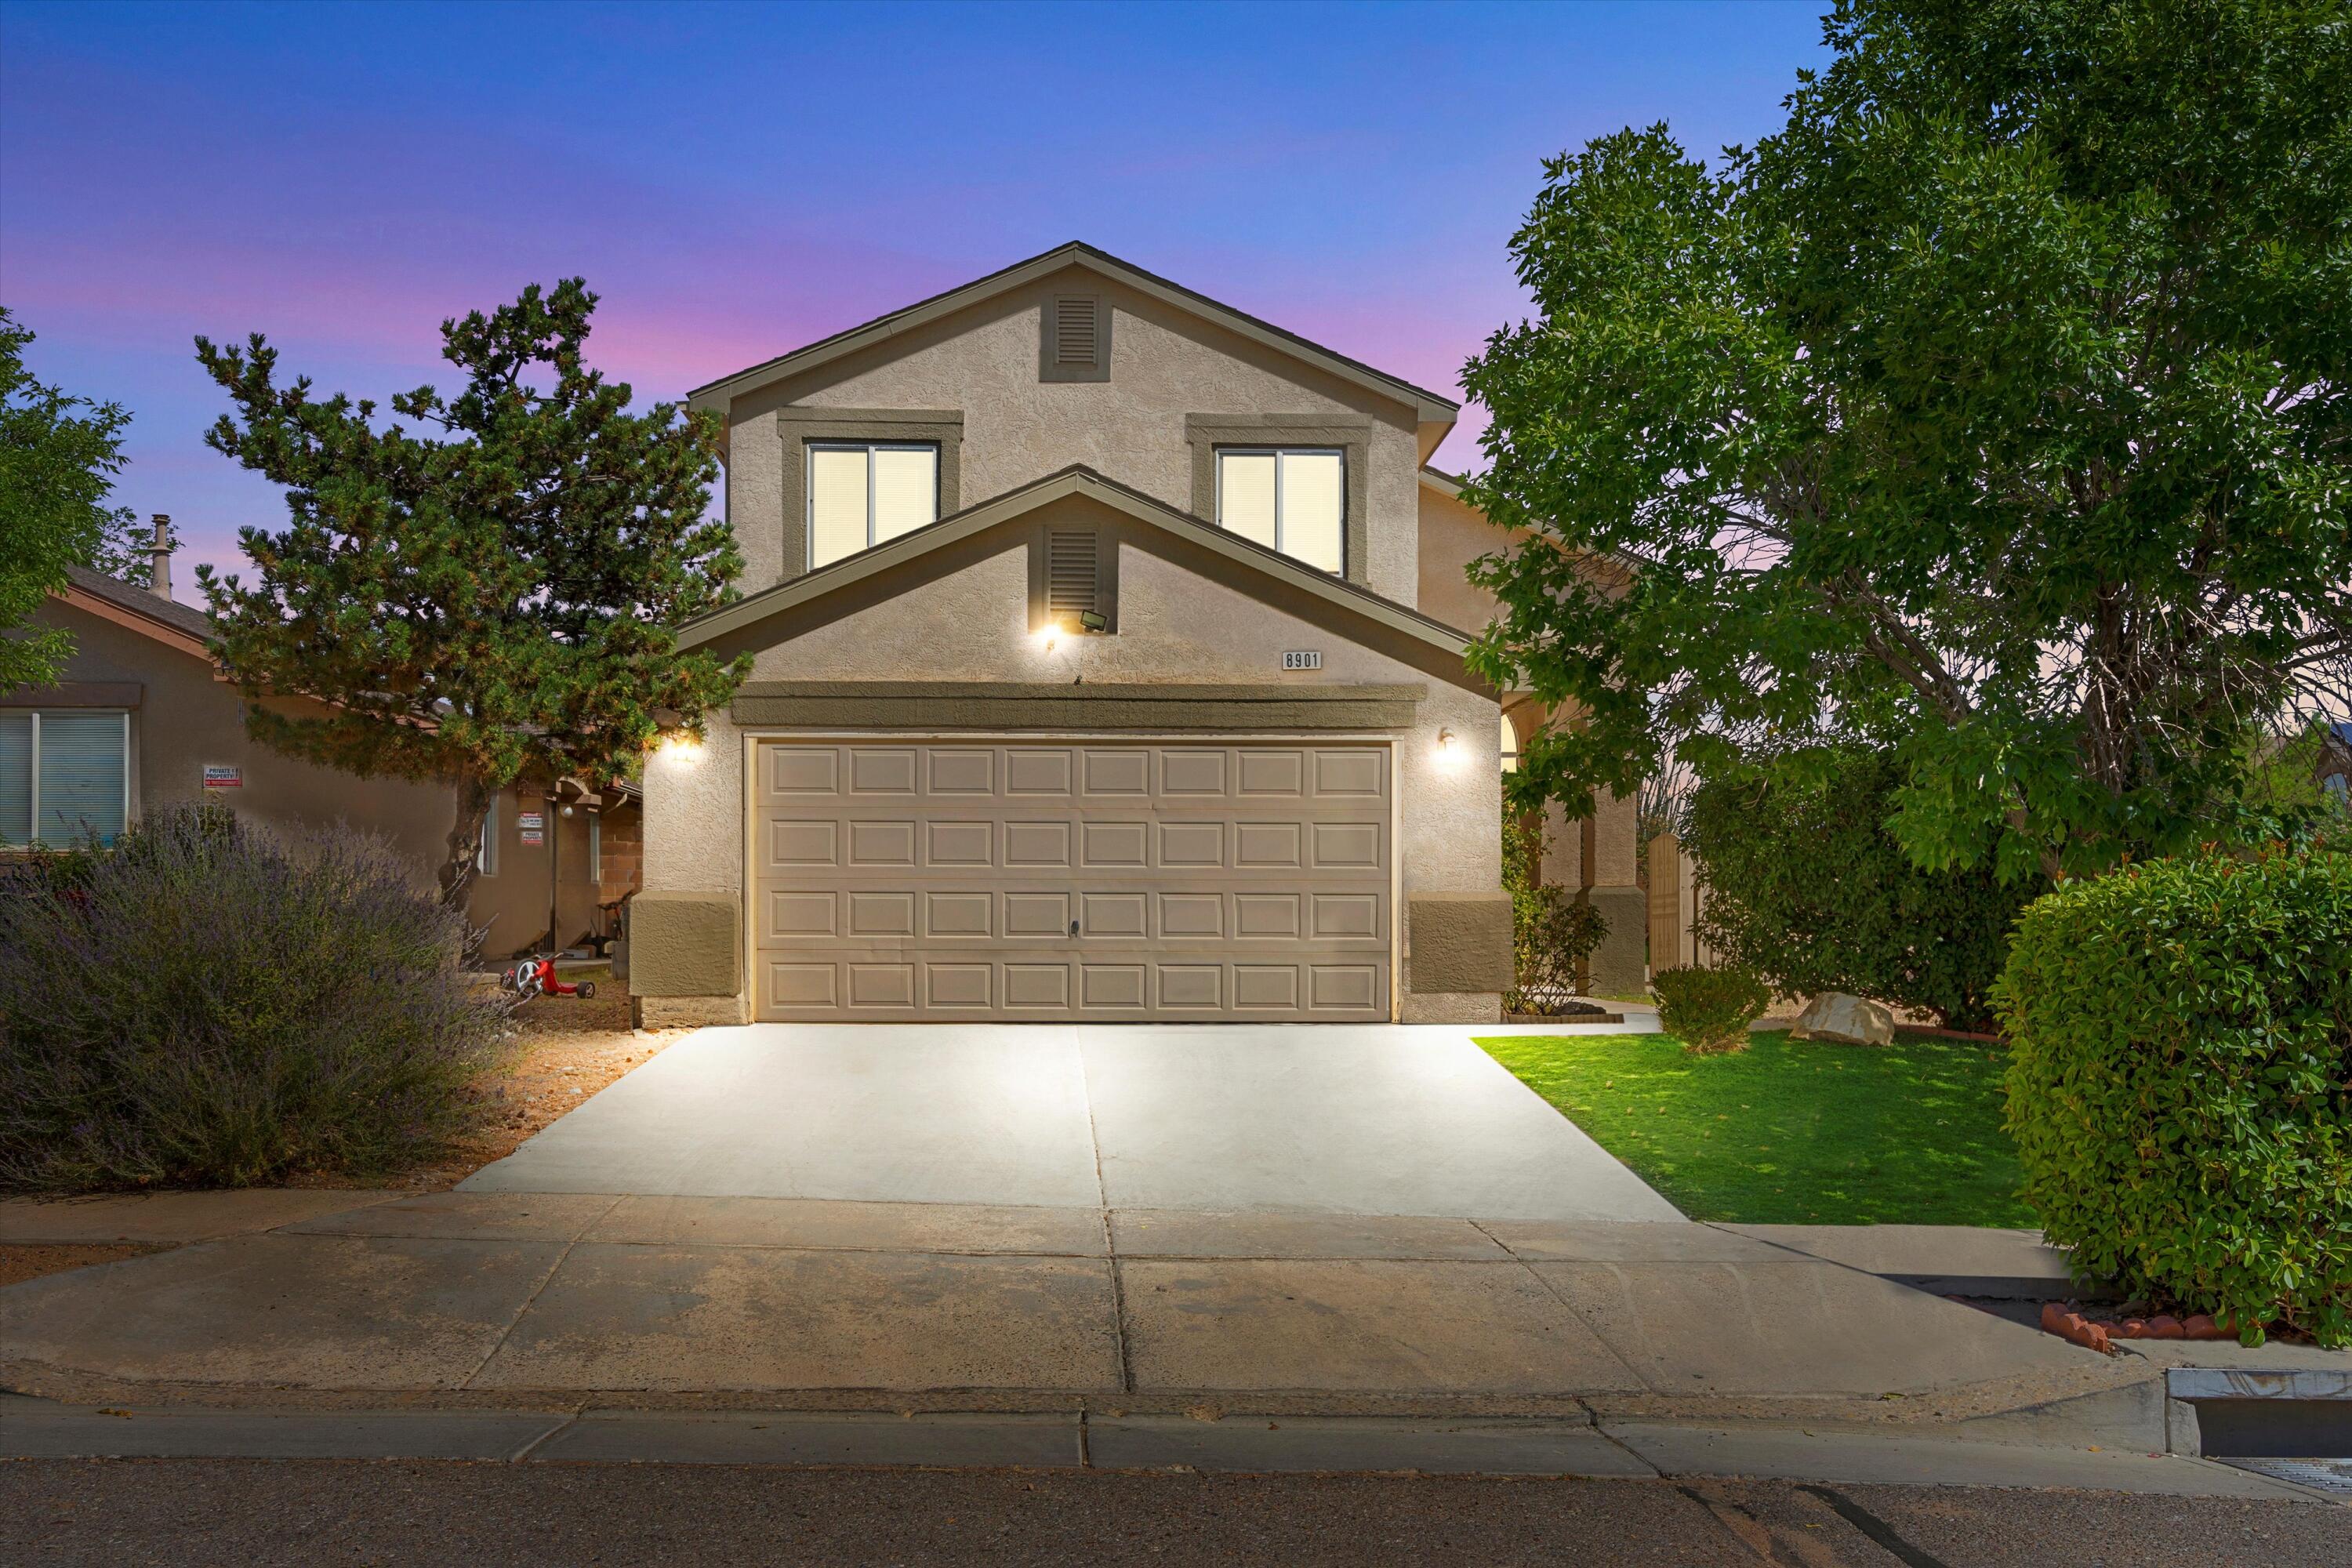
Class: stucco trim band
1406,892,1514,995
1185,414,1374,590
626,889,742,999
729,681,1425,731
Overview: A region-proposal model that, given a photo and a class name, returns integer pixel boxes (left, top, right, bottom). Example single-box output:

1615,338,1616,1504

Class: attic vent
1040,294,1110,382
1054,296,1098,366
1047,530,1098,621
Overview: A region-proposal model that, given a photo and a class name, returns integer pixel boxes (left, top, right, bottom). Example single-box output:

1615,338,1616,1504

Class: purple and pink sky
2,0,1829,579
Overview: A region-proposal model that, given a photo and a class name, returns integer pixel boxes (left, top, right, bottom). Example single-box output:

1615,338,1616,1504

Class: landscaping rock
1790,993,1894,1046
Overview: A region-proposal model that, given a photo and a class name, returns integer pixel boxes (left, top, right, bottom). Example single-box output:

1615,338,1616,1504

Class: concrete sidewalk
4,1191,2116,1416
9,1191,2347,1468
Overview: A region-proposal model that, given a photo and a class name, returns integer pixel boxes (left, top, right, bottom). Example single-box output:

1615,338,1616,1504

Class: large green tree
196,279,746,909
1463,0,2352,882
0,308,147,690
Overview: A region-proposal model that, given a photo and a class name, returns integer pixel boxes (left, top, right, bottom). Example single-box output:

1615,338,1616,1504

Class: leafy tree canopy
0,307,147,689
195,278,746,907
1684,746,2042,1030
1463,0,2352,881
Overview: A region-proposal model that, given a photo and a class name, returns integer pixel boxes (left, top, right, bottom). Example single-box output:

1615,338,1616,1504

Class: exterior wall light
1435,728,1464,768
659,732,706,764
1034,619,1064,652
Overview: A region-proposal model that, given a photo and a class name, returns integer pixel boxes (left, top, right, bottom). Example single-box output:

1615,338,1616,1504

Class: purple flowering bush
0,803,506,1190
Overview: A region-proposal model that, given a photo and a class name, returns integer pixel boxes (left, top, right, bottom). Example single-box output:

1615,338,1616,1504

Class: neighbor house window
1500,713,1521,774
0,710,129,848
1214,448,1344,574
477,793,499,877
808,442,939,569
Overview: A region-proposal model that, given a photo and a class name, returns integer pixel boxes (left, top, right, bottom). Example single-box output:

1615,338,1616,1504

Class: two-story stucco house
628,243,1644,1028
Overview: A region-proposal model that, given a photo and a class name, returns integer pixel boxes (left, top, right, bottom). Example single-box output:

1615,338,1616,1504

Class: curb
0,1399,2335,1501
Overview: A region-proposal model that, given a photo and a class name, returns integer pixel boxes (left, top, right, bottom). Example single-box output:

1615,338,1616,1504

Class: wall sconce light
1034,619,1064,652
560,803,575,818
659,731,706,764
1435,728,1464,769
1438,728,1457,753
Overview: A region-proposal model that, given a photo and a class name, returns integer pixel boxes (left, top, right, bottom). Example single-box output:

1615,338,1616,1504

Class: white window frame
805,440,941,569
2,710,132,848
1213,446,1347,575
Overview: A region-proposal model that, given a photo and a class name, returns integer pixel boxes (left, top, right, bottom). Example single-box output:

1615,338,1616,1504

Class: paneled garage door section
753,741,1390,1021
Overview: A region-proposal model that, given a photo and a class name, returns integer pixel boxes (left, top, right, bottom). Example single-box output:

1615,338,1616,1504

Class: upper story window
808,441,939,569
0,710,129,848
1214,448,1344,575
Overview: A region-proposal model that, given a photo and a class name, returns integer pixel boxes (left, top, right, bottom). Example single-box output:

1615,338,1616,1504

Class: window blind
808,446,870,568
37,712,126,844
1218,452,1279,550
870,446,938,543
1279,451,1345,574
0,713,31,848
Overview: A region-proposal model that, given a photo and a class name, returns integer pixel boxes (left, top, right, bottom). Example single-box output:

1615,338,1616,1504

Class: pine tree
195,279,746,909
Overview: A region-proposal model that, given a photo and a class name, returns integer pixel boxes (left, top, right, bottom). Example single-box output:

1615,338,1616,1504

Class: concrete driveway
458,1023,1680,1223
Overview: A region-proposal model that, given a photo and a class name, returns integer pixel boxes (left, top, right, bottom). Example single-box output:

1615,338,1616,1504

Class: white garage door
752,740,1391,1021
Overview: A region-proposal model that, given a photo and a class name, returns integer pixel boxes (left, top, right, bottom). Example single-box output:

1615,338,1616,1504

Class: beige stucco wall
1417,482,1508,636
724,268,1425,605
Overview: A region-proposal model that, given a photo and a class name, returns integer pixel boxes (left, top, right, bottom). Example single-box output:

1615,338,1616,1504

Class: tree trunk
438,773,495,913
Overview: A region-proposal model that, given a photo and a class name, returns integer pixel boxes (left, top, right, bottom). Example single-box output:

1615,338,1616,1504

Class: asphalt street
2,1459,2345,1567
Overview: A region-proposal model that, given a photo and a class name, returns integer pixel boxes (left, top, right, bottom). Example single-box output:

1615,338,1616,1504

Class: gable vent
1054,296,1099,367
1047,530,1099,620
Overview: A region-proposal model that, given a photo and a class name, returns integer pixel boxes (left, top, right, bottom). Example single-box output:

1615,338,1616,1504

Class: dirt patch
0,1243,162,1290
281,969,688,1193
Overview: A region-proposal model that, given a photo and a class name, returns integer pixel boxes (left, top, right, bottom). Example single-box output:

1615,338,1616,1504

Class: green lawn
1478,1030,2034,1226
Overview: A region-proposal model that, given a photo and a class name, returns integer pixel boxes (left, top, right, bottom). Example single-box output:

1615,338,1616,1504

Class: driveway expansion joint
456,1195,629,1392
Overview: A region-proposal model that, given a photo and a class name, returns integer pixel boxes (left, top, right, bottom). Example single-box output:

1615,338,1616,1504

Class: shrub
0,803,508,1191
1683,749,2042,1031
1996,844,2352,1346
1653,964,1769,1054
1501,814,1610,1011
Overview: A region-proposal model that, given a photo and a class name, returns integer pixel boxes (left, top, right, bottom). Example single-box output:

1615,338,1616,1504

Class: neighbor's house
3,554,634,959
628,242,1644,1027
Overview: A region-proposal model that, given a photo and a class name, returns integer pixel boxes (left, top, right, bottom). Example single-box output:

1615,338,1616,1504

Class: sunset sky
2,0,1828,578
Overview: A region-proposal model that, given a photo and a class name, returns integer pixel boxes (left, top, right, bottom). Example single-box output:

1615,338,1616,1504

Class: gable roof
687,241,1462,430
56,565,214,658
677,465,1487,691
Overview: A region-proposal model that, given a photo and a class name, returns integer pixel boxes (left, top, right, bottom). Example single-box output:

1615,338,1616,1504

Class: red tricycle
501,956,597,1000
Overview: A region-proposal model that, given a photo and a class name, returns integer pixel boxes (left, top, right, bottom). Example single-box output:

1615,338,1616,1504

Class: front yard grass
1479,1030,2034,1226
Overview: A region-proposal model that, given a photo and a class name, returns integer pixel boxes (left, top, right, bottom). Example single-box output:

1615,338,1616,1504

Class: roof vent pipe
149,514,173,602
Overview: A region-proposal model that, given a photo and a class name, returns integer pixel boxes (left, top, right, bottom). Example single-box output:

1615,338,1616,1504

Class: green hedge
1684,749,2042,1030
1996,845,2352,1345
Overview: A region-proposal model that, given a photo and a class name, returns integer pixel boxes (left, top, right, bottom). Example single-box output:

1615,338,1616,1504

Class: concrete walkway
456,1023,1681,1223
